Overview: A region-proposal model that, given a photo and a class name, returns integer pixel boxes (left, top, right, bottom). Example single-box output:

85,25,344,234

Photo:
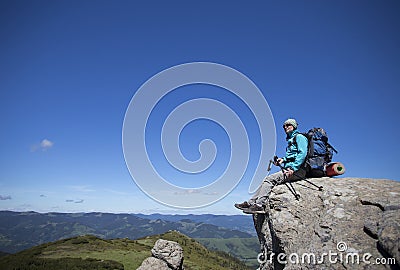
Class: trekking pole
272,156,301,200
300,176,323,191
273,156,323,194
267,159,273,172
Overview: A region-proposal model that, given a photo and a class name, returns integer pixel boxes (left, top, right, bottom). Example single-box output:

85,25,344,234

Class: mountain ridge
0,211,253,254
133,213,255,235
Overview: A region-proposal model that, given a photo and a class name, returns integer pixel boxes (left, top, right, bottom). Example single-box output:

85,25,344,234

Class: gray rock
364,219,378,239
254,178,400,269
151,239,184,270
378,209,400,266
137,257,170,270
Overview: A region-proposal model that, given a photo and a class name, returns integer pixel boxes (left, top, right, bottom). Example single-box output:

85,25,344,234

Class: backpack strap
293,133,301,146
291,133,312,170
293,133,313,156
292,133,307,147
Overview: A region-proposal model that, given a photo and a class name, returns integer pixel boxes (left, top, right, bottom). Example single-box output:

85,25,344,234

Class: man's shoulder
294,132,308,142
297,132,308,138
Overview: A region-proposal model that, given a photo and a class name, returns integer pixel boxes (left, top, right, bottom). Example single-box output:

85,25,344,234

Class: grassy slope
0,231,251,270
0,251,9,257
135,231,250,270
196,237,260,269
39,235,147,270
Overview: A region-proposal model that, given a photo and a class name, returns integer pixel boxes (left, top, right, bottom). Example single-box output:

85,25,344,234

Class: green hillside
0,251,9,257
196,237,260,268
0,231,251,270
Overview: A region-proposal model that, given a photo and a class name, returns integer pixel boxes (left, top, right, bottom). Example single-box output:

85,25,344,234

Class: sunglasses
283,124,293,128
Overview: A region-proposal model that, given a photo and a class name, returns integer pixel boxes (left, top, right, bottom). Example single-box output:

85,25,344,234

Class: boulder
253,177,400,269
137,257,170,270
137,238,184,270
152,239,184,270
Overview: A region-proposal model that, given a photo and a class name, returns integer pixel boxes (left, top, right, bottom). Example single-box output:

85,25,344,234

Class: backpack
294,128,338,177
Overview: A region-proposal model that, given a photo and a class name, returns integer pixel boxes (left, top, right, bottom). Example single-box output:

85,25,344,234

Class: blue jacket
282,130,308,171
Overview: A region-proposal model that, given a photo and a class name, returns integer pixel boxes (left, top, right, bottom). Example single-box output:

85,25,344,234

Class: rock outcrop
254,177,399,270
137,239,184,270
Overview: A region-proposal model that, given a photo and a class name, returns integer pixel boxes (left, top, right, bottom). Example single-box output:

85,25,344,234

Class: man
235,118,308,214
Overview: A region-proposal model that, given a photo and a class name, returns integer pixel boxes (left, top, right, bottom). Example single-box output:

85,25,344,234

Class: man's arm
291,134,308,171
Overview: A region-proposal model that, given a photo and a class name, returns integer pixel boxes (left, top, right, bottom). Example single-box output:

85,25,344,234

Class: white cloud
174,189,202,195
0,195,12,200
40,139,54,149
31,139,54,152
65,199,84,203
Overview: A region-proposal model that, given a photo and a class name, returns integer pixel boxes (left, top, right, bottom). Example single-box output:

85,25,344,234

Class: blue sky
0,0,399,214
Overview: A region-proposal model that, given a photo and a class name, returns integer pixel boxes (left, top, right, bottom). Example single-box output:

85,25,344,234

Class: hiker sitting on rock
235,118,308,214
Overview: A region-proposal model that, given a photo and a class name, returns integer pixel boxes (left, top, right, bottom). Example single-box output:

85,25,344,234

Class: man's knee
262,178,274,187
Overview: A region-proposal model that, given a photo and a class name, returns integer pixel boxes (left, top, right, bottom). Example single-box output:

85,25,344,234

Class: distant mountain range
0,211,255,254
133,213,255,235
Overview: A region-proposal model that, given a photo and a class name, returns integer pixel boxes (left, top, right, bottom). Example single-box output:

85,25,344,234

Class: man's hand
284,168,294,178
275,158,284,165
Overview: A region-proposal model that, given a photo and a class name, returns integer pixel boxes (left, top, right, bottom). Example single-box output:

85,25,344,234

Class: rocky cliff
254,177,399,269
